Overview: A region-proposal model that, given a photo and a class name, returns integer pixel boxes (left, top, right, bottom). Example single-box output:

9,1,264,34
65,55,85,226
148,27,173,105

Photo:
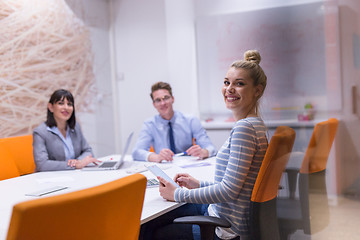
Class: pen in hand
174,152,187,157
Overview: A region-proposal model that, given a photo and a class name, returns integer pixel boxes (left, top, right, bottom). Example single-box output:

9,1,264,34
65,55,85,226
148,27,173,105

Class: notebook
82,132,133,171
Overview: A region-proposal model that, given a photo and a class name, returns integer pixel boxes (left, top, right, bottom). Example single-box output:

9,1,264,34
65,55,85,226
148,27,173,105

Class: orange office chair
174,126,296,240
277,118,339,239
0,144,20,180
249,126,296,240
0,135,35,175
6,173,147,240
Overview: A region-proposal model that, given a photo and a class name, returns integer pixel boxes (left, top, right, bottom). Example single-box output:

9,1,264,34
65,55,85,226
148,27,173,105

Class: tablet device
146,165,179,188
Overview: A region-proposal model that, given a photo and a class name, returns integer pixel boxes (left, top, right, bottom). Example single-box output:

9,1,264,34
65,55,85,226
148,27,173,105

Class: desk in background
0,156,215,240
202,119,324,151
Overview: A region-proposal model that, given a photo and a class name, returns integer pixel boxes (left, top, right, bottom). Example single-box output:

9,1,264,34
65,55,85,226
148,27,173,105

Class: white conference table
0,156,215,239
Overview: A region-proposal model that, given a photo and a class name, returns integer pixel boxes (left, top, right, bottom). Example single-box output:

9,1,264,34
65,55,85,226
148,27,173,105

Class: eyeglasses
153,95,172,104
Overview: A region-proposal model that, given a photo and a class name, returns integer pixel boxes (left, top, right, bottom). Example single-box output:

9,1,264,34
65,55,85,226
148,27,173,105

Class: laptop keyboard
147,178,159,187
99,161,117,168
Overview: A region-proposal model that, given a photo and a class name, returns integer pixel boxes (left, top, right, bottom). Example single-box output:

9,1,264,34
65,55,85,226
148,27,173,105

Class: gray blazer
33,122,94,171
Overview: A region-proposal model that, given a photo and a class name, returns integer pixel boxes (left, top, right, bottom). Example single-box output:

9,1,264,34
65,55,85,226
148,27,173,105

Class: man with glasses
132,82,216,162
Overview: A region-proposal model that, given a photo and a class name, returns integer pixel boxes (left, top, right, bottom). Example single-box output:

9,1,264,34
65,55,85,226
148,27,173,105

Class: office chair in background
277,118,339,240
6,173,147,240
174,126,296,240
0,144,20,180
0,135,35,176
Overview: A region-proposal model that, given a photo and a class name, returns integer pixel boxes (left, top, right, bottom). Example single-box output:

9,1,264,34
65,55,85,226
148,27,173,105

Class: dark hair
46,89,76,129
150,82,173,100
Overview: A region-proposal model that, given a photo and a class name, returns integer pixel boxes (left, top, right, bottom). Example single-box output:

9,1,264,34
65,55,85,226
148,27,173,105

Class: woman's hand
174,173,200,189
186,145,209,160
67,155,101,169
158,176,177,201
148,149,174,162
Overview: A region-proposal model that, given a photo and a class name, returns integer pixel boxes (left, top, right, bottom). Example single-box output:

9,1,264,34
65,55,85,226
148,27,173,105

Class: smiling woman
222,50,267,121
32,89,101,172
147,50,269,240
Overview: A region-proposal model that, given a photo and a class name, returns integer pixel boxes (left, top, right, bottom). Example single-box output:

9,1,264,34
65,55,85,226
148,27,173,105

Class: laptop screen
114,132,134,169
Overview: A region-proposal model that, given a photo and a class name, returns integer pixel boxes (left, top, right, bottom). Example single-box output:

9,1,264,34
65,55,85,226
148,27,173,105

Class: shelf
202,119,327,130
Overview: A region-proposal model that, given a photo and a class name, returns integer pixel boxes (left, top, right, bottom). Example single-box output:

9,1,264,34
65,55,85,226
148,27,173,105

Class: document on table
172,156,213,168
126,162,171,174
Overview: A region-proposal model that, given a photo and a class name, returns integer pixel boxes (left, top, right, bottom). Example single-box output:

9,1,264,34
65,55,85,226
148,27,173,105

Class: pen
174,152,187,157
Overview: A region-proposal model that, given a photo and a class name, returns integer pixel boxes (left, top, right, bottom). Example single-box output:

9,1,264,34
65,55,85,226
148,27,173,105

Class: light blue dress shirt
47,126,75,161
132,111,216,161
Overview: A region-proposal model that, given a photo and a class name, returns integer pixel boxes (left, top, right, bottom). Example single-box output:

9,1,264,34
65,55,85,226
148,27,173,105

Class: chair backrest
300,118,338,174
0,144,20,180
251,126,296,203
0,135,35,175
298,118,338,234
249,126,296,240
6,173,147,240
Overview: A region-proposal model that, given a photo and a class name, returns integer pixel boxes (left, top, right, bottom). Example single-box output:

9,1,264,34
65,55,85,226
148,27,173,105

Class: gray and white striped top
174,117,268,238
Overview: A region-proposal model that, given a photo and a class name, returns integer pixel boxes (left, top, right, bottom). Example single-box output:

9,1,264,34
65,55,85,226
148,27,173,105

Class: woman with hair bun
145,50,269,240
33,89,101,171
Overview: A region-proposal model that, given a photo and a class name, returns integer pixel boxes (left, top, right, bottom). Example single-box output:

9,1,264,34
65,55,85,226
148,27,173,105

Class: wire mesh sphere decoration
0,0,96,137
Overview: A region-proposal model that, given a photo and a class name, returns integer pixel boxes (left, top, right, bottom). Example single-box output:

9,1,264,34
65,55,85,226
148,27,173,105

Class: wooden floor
289,195,360,240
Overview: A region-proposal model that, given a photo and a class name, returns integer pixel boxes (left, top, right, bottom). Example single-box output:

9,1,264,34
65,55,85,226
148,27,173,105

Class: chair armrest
174,216,231,240
174,216,231,228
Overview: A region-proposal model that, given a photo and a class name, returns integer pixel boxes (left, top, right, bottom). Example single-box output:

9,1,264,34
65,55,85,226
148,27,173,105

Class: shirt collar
47,125,71,136
156,111,178,124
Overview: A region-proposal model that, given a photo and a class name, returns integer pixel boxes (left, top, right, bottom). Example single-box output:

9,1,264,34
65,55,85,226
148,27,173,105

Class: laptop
82,132,134,171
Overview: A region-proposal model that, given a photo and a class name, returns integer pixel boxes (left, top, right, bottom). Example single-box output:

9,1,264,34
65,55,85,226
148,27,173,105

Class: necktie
168,122,176,153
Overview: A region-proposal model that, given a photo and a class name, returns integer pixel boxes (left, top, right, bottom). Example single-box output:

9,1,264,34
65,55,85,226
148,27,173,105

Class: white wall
65,0,115,157
336,0,360,193
110,0,328,150
110,0,168,152
164,0,199,116
109,0,167,152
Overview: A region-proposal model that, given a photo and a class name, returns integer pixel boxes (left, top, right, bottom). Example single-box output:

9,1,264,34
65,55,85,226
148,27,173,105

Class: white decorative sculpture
0,0,95,137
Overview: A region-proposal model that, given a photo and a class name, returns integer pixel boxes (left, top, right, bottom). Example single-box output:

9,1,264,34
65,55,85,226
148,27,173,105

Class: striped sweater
174,117,268,238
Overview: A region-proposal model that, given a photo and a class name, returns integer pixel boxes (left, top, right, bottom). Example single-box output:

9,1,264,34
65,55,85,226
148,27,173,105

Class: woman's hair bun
244,50,261,65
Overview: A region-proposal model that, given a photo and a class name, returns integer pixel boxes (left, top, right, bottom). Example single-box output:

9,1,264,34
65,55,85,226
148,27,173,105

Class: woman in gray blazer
33,89,101,171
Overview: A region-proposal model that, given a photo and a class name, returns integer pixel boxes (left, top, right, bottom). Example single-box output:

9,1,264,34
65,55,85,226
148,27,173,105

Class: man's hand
148,149,174,162
186,145,209,159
